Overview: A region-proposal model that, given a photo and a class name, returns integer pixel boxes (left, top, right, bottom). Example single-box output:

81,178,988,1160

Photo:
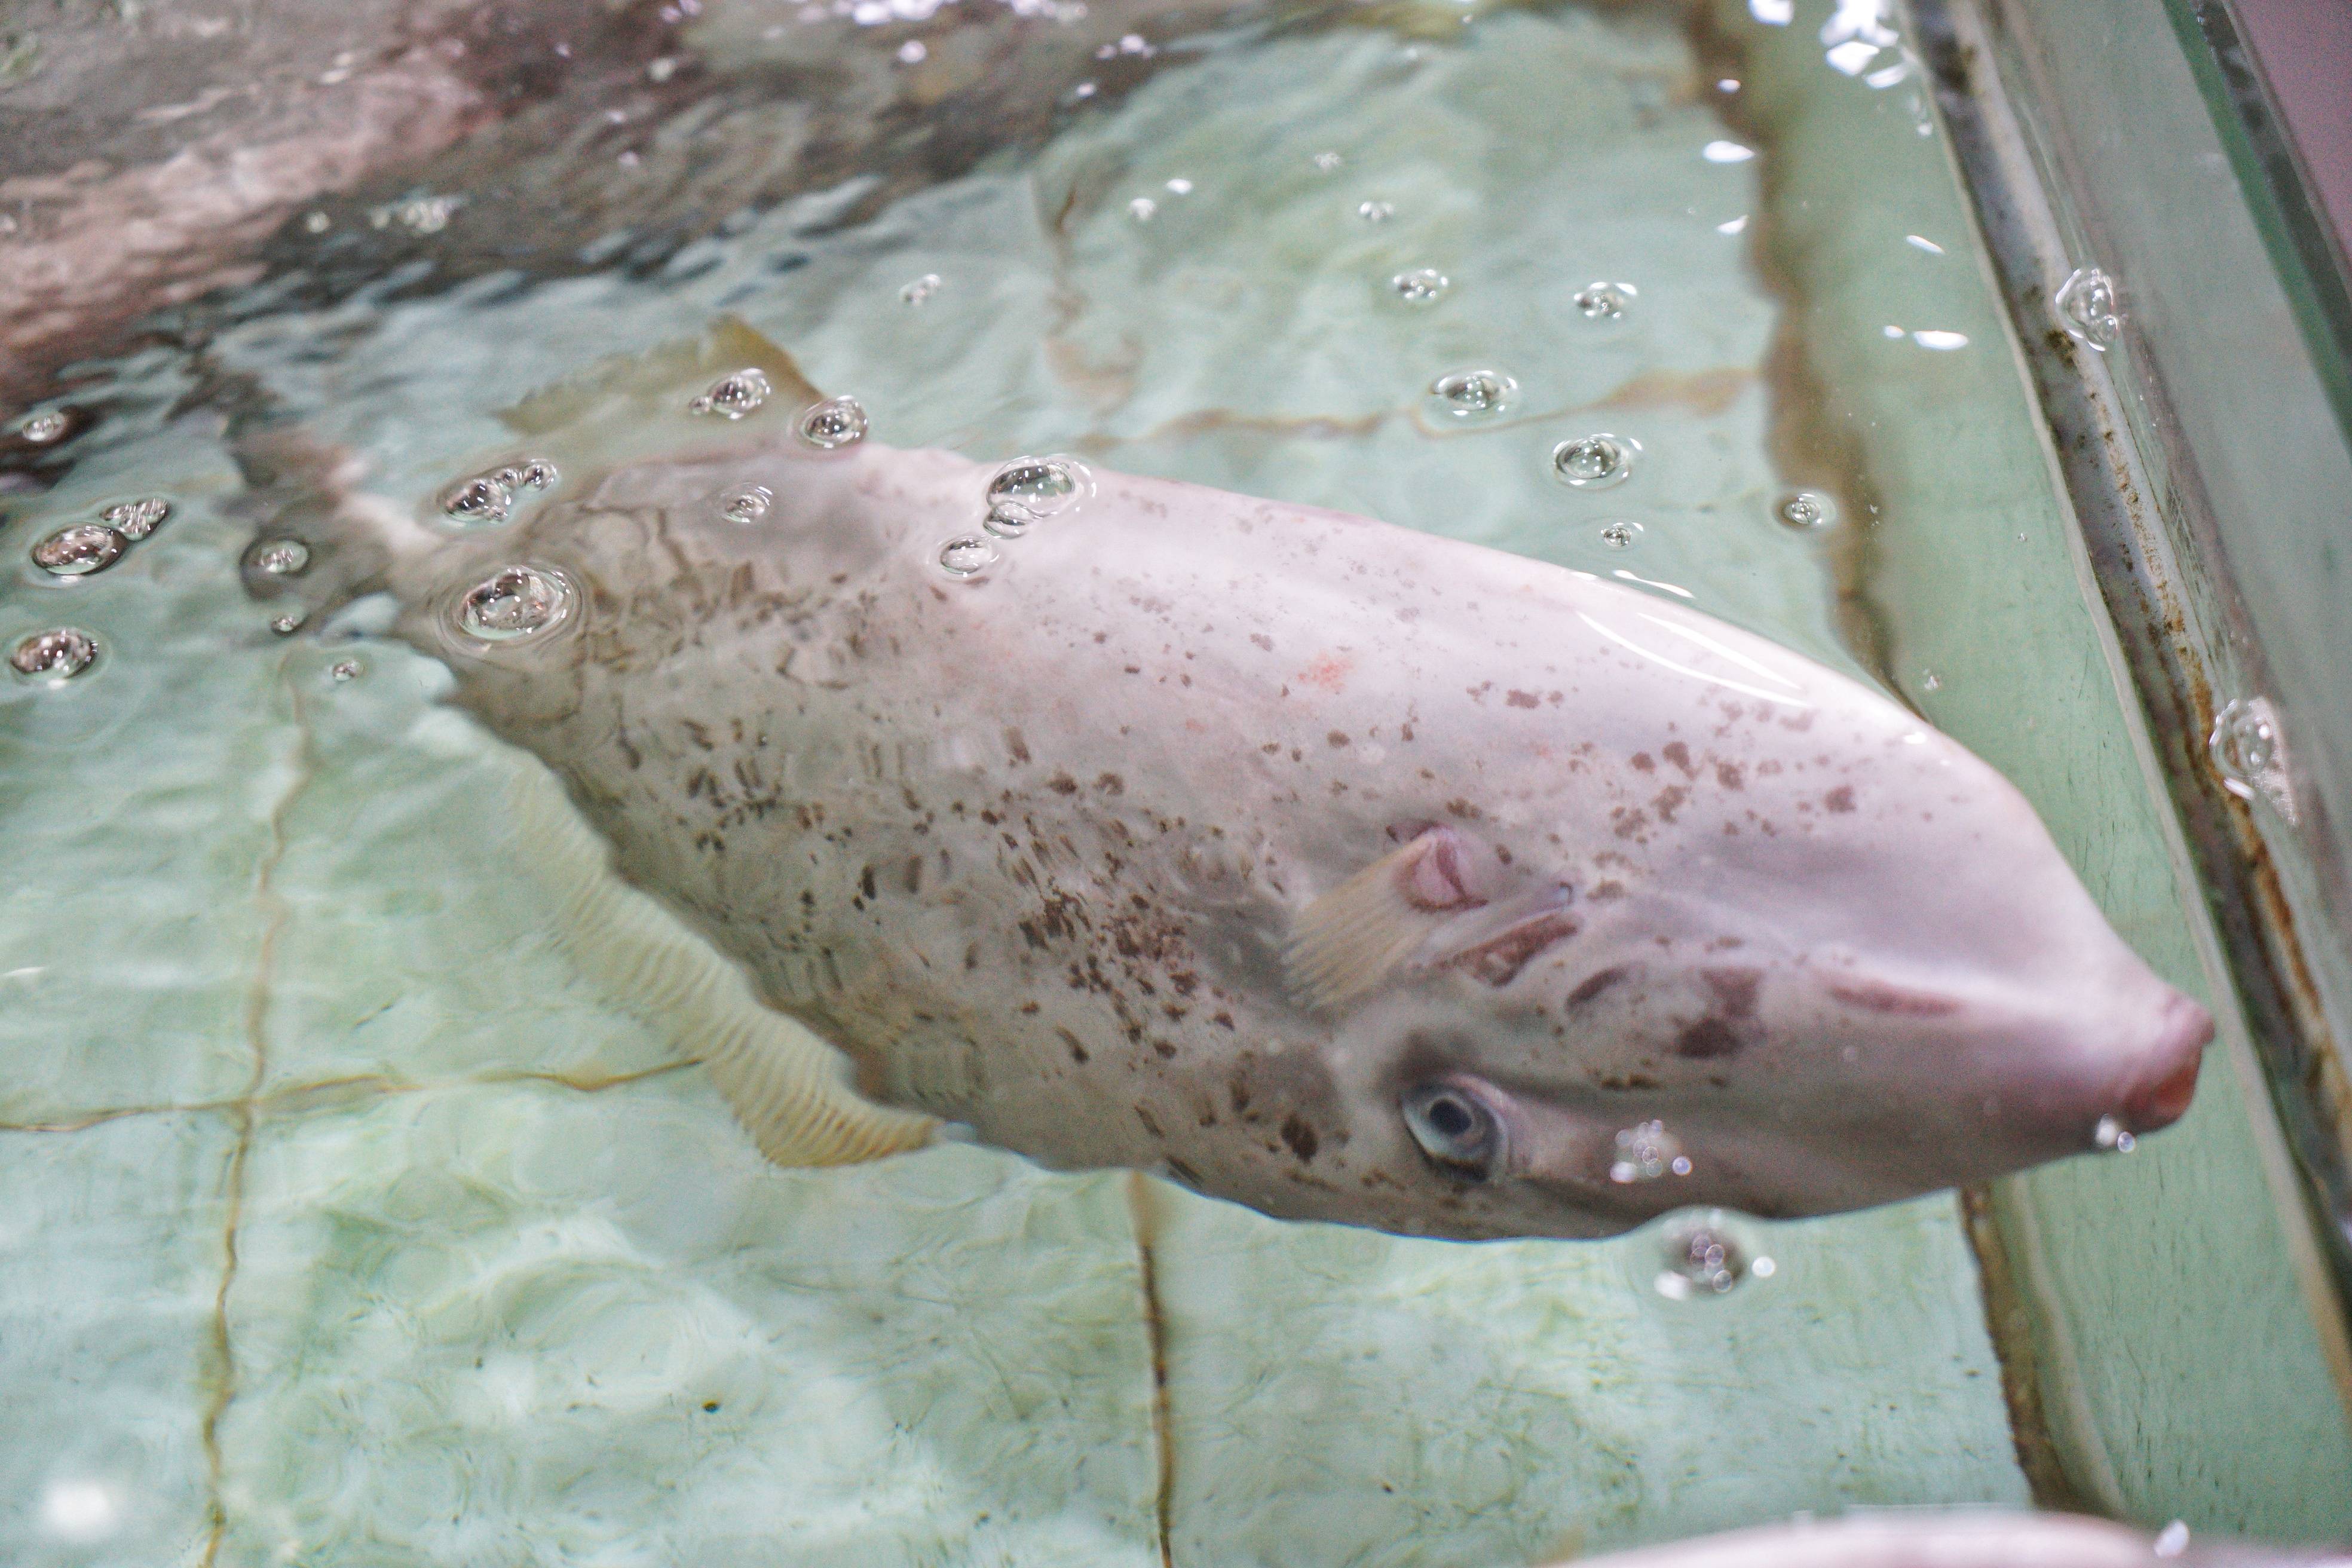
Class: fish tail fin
506,765,936,1166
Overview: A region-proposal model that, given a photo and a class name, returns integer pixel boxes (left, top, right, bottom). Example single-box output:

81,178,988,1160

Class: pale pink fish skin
332,427,2210,1239
1555,1511,2348,1567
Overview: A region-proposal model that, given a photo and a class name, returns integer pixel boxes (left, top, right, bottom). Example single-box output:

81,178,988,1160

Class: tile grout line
1124,1172,1177,1568
196,665,313,1568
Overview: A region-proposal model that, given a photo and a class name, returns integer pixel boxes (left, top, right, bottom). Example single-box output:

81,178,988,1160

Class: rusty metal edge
1910,0,2352,1316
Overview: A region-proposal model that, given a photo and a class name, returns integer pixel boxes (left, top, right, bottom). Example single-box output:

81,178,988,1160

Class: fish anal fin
496,313,826,437
504,767,930,1168
1286,825,1490,1010
703,1012,938,1167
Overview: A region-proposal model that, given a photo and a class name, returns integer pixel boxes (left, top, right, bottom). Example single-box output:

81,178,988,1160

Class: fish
249,318,2214,1240
1551,1510,2348,1567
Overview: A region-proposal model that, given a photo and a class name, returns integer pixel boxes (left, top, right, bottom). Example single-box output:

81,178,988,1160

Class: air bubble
247,538,311,577
938,535,999,580
494,458,559,492
1653,1211,1768,1300
329,659,363,684
2210,696,2293,818
1312,151,1343,172
983,455,1092,536
2055,266,2121,349
1389,268,1449,305
1598,519,1642,549
1356,199,1394,223
719,484,774,525
2093,1114,2137,1154
102,497,172,540
688,368,773,419
1609,1120,1689,1183
31,525,126,577
797,396,869,449
902,272,942,306
455,564,575,642
19,411,70,444
1128,197,1158,223
269,611,306,636
440,474,514,526
1552,433,1638,489
10,627,99,684
1426,369,1515,419
1575,281,1636,320
1775,489,1836,529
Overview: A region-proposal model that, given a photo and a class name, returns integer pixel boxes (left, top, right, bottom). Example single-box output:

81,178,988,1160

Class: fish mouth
2117,990,2215,1134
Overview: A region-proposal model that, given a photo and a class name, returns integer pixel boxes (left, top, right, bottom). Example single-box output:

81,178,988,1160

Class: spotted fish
1551,1510,2344,1568
256,318,2213,1239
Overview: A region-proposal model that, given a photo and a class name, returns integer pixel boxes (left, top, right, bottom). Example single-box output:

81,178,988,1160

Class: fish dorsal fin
507,766,935,1166
497,314,826,441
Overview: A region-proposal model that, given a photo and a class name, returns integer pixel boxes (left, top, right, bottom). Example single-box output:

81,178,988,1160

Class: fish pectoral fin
496,313,826,437
1285,824,1493,1010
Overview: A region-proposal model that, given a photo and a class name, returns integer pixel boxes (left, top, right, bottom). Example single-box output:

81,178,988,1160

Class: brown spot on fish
1702,966,1763,1017
1652,785,1688,823
1716,762,1745,791
1096,772,1125,795
1048,773,1080,795
1506,690,1541,709
1824,785,1856,813
1281,1114,1320,1163
1058,1027,1091,1064
1675,1017,1744,1059
1569,964,1633,1004
1328,730,1350,748
1662,742,1695,776
1003,727,1031,765
1631,752,1656,773
1827,977,1964,1016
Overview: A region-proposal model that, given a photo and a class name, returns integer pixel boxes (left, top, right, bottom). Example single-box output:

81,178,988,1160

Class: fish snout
2117,989,2215,1134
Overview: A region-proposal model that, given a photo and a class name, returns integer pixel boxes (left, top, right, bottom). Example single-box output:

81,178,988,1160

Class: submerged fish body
1556,1511,2348,1568
281,329,2212,1239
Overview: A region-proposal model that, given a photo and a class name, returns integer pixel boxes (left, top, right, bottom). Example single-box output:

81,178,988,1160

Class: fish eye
1401,1080,1506,1180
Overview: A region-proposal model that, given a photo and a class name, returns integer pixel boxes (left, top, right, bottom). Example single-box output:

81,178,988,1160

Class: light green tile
212,1077,1160,1568
0,1112,235,1568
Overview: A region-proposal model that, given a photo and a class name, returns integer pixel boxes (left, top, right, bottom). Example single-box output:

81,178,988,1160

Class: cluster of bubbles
936,455,1095,581
452,564,578,645
1426,369,1515,421
1553,433,1638,490
2093,1114,2138,1155
439,458,559,528
10,626,100,686
1775,490,1836,530
1609,1119,1692,1184
2054,265,2121,350
1653,1210,1775,1300
1390,268,1449,306
1575,281,1637,320
719,484,775,525
2208,695,2294,820
28,496,173,583
901,273,943,307
688,368,774,419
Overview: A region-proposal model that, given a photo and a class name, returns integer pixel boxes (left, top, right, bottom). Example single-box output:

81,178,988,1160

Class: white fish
262,320,2212,1239
1553,1510,2346,1567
